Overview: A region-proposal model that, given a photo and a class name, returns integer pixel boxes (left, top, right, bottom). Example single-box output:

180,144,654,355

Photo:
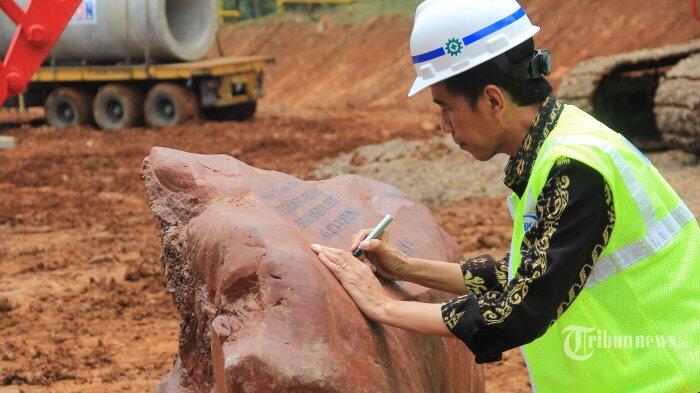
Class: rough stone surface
556,40,700,155
557,39,700,112
142,147,485,393
655,53,700,154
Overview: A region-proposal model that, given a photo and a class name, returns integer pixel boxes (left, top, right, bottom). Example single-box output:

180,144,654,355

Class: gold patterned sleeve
458,254,509,295
440,159,616,363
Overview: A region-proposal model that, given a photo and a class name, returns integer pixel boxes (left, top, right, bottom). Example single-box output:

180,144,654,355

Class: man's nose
441,111,454,134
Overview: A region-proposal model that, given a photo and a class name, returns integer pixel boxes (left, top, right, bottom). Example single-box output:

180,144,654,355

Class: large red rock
142,147,485,393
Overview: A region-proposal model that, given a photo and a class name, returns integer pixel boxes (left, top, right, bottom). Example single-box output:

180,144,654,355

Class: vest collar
503,95,565,196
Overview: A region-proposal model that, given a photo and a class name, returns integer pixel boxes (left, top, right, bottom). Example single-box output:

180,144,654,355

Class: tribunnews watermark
562,325,683,361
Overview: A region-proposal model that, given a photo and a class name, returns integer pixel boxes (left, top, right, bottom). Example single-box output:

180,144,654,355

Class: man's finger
318,253,342,275
310,243,324,254
350,232,362,248
350,229,372,250
319,249,344,265
312,245,345,266
367,260,377,272
312,244,345,258
327,247,345,257
359,238,382,252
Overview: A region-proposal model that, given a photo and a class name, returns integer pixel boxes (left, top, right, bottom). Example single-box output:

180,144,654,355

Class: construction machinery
0,0,273,130
558,1,700,155
0,0,80,149
0,0,80,106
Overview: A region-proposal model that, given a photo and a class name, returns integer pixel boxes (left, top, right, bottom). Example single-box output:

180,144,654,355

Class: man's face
430,82,503,161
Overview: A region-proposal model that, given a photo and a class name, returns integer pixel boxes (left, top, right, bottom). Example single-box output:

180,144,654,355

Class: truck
0,0,274,130
10,55,273,130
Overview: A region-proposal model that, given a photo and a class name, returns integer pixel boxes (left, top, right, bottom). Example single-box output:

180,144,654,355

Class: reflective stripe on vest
545,134,696,288
587,204,694,287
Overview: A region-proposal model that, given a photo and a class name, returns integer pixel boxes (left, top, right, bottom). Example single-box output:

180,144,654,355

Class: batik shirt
440,96,616,363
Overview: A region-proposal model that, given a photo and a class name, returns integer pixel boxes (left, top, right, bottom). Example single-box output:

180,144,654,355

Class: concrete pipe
0,0,218,63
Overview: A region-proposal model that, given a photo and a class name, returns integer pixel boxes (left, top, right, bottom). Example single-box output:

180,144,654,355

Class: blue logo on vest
523,214,538,231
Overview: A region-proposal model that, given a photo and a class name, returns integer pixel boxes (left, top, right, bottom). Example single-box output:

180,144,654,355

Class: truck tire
93,84,144,130
202,102,257,122
45,88,93,128
144,83,199,128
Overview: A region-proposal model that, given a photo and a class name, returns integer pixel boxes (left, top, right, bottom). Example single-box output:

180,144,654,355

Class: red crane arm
0,0,81,105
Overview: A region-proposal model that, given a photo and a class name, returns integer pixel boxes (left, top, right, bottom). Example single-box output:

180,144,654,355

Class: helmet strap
494,49,552,80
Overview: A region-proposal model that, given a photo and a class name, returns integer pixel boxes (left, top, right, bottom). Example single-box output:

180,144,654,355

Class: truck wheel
202,102,257,122
93,84,144,130
45,88,92,128
144,83,198,128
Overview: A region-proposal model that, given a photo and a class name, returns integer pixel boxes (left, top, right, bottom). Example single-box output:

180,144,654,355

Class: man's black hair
443,38,552,108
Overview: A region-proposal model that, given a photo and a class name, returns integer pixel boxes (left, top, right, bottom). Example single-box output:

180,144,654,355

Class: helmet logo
445,38,463,56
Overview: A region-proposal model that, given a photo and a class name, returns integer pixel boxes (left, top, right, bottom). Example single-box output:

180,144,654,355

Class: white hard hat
408,0,541,97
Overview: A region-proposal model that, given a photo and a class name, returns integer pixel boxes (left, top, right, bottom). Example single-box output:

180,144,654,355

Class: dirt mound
216,0,700,112
312,135,510,204
0,114,430,391
0,115,512,391
216,14,420,114
2,119,697,392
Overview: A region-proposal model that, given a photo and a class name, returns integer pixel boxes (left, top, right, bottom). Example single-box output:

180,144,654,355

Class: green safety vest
507,105,700,393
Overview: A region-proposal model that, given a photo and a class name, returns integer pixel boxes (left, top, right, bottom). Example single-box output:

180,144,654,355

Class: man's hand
310,243,390,322
352,230,470,295
310,243,455,338
350,228,413,281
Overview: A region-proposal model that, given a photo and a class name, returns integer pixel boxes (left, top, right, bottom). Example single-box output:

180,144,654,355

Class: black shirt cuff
441,295,504,363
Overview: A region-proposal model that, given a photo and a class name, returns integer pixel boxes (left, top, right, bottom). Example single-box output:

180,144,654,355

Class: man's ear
482,85,506,119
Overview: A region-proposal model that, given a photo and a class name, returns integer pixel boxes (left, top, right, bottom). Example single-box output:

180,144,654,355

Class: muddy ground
1,112,696,393
1,1,699,392
0,111,522,392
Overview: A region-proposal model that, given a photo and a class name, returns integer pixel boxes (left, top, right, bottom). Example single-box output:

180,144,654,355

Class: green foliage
222,0,420,23
239,0,278,19
325,0,420,23
221,0,278,21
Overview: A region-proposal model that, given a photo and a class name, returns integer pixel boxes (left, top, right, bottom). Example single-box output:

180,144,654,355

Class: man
310,0,700,391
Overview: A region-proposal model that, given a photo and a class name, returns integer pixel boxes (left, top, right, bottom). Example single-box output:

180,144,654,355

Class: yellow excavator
558,0,700,155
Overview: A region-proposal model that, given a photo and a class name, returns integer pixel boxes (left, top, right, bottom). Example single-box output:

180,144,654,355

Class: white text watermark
562,325,680,361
